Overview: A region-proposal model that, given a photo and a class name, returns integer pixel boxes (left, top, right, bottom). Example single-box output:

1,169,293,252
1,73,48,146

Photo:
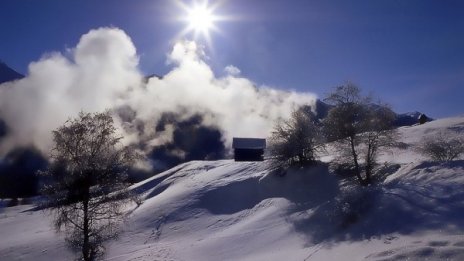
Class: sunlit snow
1,116,464,260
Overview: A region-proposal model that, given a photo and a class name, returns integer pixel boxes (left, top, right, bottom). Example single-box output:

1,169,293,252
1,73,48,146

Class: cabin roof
232,137,266,149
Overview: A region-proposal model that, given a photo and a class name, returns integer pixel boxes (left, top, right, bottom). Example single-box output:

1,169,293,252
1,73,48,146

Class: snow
1,116,464,260
0,205,73,261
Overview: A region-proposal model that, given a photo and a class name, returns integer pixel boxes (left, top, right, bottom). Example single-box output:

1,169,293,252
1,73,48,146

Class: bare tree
418,132,464,161
361,105,397,181
323,83,396,185
269,107,324,167
41,111,135,261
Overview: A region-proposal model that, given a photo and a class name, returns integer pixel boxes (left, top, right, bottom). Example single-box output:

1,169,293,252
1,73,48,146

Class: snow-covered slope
1,116,464,260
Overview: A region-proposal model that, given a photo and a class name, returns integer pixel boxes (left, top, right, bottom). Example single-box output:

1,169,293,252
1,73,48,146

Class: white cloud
224,65,241,76
0,27,141,154
0,27,317,158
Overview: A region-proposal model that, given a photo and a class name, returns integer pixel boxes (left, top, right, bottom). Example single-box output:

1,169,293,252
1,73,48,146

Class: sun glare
176,1,225,46
187,5,215,34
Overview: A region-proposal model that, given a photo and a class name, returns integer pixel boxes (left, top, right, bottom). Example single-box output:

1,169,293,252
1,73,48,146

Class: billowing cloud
0,27,140,154
0,27,317,166
127,40,317,150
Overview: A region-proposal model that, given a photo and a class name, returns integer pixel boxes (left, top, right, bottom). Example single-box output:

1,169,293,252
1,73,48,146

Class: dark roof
232,138,266,149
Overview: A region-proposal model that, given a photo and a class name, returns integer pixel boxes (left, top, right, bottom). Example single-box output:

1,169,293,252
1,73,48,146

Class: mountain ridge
313,99,431,127
0,61,24,84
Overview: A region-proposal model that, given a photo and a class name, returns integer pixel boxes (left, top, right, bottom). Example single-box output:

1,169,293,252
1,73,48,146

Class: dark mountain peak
0,61,24,84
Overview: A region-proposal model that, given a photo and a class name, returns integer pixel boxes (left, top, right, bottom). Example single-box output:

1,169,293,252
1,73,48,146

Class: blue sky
1,0,463,118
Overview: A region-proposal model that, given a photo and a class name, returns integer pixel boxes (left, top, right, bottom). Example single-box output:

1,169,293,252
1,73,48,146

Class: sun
175,0,224,45
187,4,216,34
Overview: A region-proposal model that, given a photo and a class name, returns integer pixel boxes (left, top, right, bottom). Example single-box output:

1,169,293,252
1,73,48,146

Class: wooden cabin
232,138,266,161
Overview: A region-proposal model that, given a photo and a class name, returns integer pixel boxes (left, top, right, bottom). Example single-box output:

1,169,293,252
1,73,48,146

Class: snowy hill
1,116,464,260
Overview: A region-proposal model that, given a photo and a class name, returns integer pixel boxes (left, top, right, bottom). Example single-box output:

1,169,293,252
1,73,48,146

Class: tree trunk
83,199,89,261
349,136,364,185
365,142,372,184
365,139,378,185
82,189,91,261
365,166,371,184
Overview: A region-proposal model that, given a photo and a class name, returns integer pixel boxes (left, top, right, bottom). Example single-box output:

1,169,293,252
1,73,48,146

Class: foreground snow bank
2,159,464,260
1,116,464,260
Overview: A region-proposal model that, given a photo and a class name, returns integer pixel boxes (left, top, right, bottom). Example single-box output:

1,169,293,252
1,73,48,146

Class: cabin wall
234,149,264,161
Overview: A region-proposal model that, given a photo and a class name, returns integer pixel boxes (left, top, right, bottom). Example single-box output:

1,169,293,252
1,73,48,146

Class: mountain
0,62,21,138
0,61,22,138
0,61,24,84
313,99,430,127
1,116,464,260
394,111,433,126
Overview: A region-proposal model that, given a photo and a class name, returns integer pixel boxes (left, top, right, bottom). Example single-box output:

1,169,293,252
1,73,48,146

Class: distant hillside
0,62,23,139
313,99,430,127
0,61,24,84
0,62,23,138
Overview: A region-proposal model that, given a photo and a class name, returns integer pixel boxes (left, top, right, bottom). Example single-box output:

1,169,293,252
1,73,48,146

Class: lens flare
175,1,227,47
187,4,215,34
